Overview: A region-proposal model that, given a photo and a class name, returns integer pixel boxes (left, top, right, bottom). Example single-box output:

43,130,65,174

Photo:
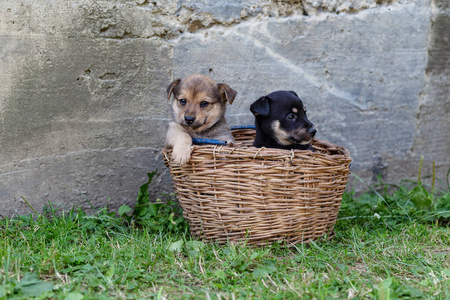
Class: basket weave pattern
162,128,351,246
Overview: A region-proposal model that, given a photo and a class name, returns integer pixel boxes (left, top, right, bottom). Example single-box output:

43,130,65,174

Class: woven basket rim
162,138,351,162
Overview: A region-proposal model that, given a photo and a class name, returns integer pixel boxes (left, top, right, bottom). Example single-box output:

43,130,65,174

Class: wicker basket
162,127,351,246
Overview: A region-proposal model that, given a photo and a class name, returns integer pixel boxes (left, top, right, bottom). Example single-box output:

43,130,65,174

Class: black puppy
250,91,316,151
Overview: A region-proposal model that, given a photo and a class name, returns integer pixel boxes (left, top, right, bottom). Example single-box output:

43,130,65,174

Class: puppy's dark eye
200,101,209,108
287,113,296,120
179,99,187,106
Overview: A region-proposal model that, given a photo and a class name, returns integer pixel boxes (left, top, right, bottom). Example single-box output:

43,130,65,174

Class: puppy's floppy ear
218,83,237,104
250,96,270,117
167,78,181,101
288,91,299,97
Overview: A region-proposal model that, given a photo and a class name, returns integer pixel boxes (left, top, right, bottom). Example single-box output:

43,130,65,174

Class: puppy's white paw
171,146,191,166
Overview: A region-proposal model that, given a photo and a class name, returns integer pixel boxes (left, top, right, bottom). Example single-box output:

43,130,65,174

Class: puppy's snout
308,127,317,138
184,115,196,125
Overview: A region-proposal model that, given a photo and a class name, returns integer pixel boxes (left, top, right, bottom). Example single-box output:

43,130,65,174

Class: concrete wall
1,0,449,216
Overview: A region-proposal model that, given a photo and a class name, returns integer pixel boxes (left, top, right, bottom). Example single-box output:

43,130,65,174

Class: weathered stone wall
0,0,448,216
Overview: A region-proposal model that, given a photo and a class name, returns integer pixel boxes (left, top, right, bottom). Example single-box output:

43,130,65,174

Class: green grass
1,168,450,299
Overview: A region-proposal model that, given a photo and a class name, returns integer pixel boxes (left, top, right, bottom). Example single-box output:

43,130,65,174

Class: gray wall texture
1,0,449,216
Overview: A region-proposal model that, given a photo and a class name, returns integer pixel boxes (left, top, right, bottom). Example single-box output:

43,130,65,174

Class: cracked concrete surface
1,0,449,216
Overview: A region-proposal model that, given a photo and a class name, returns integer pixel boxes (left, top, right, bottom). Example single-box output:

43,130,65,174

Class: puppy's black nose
309,127,317,137
185,116,195,125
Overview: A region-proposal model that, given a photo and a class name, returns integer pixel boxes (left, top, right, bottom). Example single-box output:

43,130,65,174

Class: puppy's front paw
171,146,192,166
226,139,235,146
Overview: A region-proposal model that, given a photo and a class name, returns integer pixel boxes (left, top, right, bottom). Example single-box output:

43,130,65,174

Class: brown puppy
165,74,237,165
